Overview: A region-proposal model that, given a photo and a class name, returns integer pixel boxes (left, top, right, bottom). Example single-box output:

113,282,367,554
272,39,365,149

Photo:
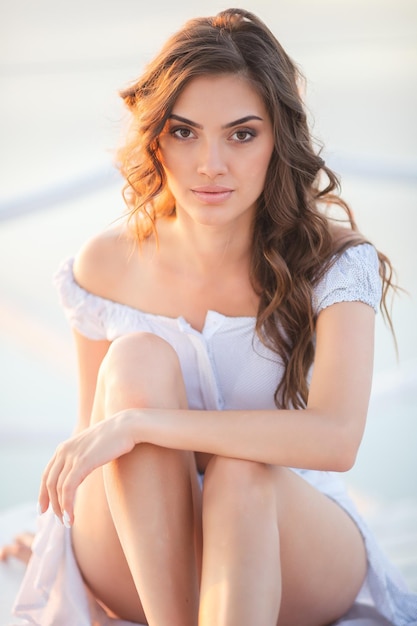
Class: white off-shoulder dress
12,244,417,625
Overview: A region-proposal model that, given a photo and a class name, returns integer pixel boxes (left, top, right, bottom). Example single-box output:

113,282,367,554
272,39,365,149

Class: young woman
10,8,417,626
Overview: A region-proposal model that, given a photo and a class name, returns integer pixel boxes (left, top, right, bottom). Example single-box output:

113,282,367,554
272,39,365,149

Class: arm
135,300,375,471
38,300,375,521
72,329,111,433
70,232,115,432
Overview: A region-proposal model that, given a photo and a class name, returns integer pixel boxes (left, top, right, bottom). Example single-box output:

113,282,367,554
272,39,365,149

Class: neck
166,213,253,276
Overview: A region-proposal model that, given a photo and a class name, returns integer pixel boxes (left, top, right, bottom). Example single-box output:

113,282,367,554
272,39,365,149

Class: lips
191,185,234,204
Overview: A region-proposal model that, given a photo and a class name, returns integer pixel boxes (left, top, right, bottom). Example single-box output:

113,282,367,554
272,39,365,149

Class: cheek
159,157,179,190
161,149,189,181
158,142,179,172
158,148,171,175
245,149,273,187
161,161,188,198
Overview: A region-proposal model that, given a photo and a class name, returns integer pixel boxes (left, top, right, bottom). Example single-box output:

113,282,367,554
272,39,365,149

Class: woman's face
158,73,274,230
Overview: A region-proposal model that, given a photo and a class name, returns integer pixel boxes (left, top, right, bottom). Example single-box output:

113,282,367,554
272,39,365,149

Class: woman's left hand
38,411,137,527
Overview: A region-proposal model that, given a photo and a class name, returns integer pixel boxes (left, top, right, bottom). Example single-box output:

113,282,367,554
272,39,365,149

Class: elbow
331,448,357,472
325,420,364,472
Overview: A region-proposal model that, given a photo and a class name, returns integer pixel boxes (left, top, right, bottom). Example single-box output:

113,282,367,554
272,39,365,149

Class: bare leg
200,456,367,626
71,332,202,626
199,457,280,626
71,331,365,625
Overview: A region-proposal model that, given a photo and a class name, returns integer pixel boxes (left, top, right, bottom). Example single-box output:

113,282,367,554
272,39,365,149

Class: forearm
126,406,359,472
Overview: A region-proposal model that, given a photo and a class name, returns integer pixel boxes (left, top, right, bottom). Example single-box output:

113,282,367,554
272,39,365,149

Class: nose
197,139,228,179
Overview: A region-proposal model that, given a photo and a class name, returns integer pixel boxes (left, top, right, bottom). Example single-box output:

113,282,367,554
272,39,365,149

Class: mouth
191,186,234,204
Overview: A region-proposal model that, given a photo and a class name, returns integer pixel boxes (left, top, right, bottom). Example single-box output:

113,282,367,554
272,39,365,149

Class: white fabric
12,243,417,625
11,511,138,626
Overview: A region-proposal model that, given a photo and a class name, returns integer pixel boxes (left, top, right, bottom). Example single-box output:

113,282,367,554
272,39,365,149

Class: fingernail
37,502,43,516
63,511,72,529
55,514,63,526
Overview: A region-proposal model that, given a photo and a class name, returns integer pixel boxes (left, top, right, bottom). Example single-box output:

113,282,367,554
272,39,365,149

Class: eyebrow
168,114,263,129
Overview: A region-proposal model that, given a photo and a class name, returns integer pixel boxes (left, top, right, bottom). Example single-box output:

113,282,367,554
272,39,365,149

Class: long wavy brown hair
117,8,396,409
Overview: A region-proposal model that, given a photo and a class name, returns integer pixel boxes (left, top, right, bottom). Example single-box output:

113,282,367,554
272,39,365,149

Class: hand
38,412,137,526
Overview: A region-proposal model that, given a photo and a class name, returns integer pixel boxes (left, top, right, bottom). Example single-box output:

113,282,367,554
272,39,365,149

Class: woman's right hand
38,410,138,527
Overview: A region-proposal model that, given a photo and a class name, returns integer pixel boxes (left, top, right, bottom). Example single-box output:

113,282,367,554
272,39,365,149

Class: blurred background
0,0,416,592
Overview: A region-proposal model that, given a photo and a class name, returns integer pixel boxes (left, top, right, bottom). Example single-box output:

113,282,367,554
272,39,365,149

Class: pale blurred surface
0,0,416,611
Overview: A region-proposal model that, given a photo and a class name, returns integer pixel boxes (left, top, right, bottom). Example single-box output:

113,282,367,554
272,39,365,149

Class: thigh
273,468,367,626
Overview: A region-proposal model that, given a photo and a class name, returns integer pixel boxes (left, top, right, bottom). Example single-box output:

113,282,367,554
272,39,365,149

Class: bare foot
0,532,34,564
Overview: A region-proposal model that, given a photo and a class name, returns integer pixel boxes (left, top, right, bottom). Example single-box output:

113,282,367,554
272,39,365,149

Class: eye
231,129,256,143
171,127,195,140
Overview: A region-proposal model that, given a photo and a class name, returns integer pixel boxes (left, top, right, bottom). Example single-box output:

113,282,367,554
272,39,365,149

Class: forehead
171,73,268,120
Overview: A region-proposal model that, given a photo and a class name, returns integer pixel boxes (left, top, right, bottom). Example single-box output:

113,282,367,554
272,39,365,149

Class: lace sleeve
313,244,382,315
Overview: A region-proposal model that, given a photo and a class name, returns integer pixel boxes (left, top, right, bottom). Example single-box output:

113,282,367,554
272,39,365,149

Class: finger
39,448,67,520
59,458,91,526
38,452,59,514
56,460,79,526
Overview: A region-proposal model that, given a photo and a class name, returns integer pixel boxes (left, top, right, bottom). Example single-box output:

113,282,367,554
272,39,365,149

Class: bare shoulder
73,224,137,300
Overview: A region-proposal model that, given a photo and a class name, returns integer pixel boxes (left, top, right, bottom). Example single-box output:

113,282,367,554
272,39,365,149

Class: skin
0,533,32,564
33,74,372,625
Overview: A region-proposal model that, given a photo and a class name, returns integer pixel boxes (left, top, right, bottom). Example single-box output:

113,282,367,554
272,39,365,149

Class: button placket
175,318,223,410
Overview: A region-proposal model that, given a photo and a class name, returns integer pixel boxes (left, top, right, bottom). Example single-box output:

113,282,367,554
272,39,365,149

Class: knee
203,456,275,512
99,332,186,409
